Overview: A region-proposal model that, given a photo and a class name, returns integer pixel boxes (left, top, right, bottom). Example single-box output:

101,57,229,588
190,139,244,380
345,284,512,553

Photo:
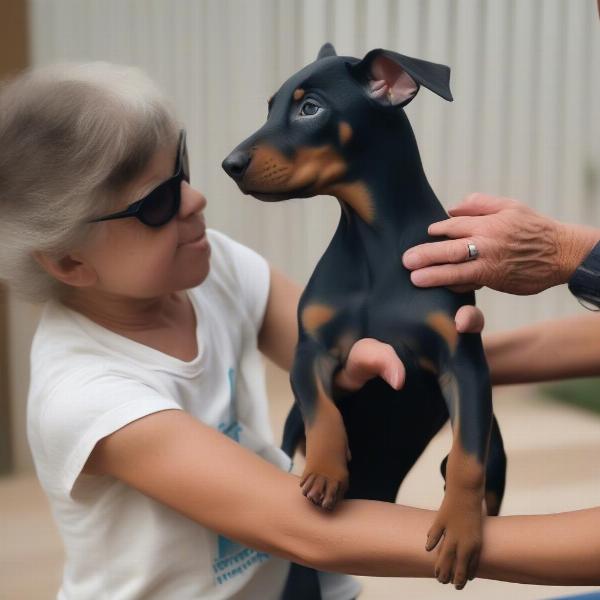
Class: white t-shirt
27,229,360,600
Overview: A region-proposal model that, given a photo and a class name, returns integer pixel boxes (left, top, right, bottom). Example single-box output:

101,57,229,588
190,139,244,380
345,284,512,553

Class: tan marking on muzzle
338,122,353,145
302,303,335,335
427,311,458,353
243,144,347,195
293,88,305,101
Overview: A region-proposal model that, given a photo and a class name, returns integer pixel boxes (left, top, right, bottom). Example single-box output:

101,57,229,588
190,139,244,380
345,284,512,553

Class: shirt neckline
52,289,207,377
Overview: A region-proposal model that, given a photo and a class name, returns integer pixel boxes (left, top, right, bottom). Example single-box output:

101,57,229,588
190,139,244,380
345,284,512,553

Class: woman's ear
32,250,97,288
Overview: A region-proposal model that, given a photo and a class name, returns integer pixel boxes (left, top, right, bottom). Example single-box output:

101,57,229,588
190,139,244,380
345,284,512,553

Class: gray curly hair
0,62,179,302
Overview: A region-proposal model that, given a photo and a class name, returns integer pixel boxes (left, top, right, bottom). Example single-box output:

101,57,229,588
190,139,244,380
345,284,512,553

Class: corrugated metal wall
28,0,600,330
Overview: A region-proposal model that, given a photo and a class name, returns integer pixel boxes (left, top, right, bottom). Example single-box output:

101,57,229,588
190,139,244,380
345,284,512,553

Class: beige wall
27,0,600,333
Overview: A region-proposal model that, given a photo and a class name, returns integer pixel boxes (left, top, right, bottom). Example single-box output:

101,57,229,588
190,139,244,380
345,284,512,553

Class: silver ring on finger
466,242,479,261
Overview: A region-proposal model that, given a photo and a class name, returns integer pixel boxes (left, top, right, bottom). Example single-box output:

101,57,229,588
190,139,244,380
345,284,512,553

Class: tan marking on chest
301,303,336,334
338,121,353,145
293,88,305,101
325,181,376,223
427,311,458,353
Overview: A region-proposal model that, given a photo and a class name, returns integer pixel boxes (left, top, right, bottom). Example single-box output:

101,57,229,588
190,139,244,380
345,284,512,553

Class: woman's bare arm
257,265,301,371
84,409,436,576
85,409,600,586
479,508,600,585
484,313,600,385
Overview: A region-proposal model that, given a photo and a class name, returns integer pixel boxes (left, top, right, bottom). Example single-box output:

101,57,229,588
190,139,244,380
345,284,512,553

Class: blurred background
1,1,600,599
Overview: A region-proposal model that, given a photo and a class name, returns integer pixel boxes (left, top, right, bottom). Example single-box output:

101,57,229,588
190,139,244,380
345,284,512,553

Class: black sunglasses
89,130,189,228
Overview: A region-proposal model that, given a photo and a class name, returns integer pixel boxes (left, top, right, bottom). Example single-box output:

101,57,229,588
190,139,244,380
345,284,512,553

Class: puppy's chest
302,284,457,364
301,240,460,361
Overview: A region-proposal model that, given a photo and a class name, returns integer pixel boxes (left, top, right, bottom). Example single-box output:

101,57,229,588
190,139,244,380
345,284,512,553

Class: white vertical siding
27,0,600,330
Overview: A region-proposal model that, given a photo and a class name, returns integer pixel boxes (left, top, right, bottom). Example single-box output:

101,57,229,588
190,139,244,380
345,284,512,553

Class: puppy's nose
222,150,251,182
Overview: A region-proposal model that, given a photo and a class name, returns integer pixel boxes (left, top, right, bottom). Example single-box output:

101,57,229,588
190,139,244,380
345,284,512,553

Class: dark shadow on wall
0,0,29,475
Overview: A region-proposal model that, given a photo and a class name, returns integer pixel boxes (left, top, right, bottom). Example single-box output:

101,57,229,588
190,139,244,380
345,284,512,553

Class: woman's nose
179,181,207,218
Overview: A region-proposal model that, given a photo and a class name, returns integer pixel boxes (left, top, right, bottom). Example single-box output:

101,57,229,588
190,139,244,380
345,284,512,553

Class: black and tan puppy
223,43,506,589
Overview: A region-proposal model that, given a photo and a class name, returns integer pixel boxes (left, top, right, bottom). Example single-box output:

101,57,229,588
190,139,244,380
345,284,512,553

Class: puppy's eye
300,101,321,116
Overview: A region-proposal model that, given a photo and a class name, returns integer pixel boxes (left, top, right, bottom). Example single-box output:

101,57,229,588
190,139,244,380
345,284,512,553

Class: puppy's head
222,44,452,201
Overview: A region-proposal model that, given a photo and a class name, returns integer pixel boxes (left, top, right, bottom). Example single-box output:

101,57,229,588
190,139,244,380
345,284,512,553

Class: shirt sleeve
568,240,600,310
36,371,182,497
207,229,271,331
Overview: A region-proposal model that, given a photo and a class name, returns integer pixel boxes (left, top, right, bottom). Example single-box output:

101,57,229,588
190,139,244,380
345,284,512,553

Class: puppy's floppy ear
350,49,453,107
317,43,337,60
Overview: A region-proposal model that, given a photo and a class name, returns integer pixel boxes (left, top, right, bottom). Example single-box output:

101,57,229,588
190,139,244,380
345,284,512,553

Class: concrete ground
2,361,600,600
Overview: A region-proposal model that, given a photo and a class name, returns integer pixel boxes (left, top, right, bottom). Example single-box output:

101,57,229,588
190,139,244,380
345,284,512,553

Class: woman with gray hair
1,62,598,600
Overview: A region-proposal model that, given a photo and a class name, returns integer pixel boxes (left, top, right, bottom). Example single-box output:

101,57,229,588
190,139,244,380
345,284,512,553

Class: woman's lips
179,229,208,248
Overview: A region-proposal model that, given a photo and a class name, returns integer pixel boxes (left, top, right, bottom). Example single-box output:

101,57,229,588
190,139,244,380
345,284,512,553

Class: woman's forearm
478,508,600,585
292,497,600,585
484,313,600,385
95,410,600,586
285,495,436,577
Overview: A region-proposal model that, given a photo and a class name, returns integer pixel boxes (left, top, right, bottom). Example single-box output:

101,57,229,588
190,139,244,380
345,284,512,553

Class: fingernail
402,251,418,269
410,270,426,286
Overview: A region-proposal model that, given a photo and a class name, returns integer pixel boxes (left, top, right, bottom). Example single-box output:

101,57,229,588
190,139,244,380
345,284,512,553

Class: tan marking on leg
427,311,458,353
447,435,486,489
440,373,489,490
334,331,359,362
293,88,305,101
338,121,353,145
436,437,486,583
418,356,439,375
439,370,460,429
485,490,501,516
446,397,487,490
302,368,350,506
301,303,335,335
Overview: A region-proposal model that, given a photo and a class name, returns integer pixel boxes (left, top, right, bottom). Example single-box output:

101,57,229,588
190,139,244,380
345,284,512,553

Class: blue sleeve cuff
568,241,600,310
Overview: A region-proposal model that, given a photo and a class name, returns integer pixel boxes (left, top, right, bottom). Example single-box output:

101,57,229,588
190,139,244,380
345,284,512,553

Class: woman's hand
402,193,600,295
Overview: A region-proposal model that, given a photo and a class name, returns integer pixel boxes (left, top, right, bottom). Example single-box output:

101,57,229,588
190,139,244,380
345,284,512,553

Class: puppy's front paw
427,491,483,590
300,466,349,510
301,411,351,510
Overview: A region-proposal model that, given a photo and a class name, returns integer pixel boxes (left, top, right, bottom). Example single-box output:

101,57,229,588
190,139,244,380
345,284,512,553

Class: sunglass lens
139,183,179,226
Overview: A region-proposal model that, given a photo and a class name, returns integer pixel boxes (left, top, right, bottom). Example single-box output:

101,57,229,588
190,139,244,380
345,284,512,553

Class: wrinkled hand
334,305,484,391
402,193,600,295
